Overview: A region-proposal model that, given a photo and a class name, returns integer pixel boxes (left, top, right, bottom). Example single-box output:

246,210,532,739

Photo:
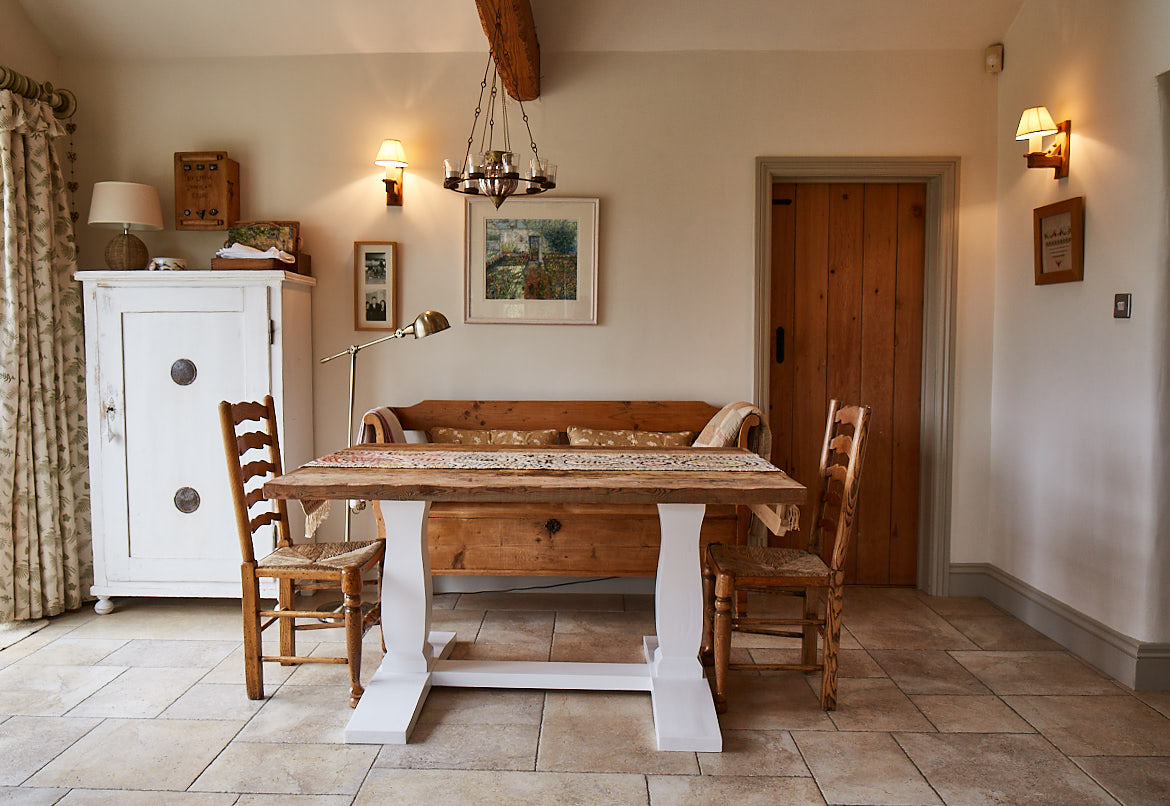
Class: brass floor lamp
320,310,450,541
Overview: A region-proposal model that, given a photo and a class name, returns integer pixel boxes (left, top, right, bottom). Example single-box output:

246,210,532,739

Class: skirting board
949,563,1170,691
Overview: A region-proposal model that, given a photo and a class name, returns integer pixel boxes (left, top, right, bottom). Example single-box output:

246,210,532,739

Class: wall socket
1114,293,1132,319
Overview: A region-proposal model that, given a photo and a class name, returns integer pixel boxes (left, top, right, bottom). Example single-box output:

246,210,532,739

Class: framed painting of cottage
354,241,397,330
464,197,599,324
1033,196,1084,285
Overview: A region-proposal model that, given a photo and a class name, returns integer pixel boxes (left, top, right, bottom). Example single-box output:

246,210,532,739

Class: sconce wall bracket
383,173,403,206
1025,119,1070,179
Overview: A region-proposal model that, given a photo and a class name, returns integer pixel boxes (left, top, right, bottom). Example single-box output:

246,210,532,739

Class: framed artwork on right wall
1033,196,1084,285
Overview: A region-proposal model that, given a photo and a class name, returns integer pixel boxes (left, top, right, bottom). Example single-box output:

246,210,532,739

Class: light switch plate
1114,293,1132,319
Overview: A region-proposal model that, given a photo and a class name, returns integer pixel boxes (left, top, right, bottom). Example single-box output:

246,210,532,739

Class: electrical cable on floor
441,577,620,596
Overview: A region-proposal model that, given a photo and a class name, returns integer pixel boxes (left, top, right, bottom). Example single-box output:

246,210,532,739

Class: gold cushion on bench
566,426,695,447
431,426,559,446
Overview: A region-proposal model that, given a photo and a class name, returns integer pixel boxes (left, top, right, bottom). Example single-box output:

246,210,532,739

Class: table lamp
321,309,451,540
88,181,163,270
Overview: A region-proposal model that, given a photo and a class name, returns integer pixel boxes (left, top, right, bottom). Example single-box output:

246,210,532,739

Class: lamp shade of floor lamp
88,181,163,270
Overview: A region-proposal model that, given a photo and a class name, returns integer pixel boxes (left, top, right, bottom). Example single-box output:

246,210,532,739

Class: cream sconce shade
375,139,408,206
88,181,164,269
1015,106,1070,179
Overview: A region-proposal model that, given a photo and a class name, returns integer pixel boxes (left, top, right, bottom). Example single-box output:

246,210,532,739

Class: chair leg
701,556,715,666
712,572,735,714
241,565,264,700
821,581,844,710
278,578,296,664
801,587,819,669
343,571,365,708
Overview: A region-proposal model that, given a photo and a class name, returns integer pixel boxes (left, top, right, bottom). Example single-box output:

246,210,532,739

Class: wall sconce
1016,106,1070,179
374,139,408,206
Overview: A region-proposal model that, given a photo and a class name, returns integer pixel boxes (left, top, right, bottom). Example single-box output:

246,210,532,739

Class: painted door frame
752,157,959,596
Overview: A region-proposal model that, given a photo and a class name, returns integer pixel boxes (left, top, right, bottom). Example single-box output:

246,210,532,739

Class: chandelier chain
462,54,493,174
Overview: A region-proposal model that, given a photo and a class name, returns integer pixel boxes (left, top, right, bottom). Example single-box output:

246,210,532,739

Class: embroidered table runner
306,448,779,472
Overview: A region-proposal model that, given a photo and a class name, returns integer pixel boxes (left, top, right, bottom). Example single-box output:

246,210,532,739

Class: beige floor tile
430,608,486,641
1074,756,1170,806
697,729,810,777
0,625,84,667
234,796,352,806
844,600,979,651
236,685,354,743
537,692,698,774
450,642,551,661
0,788,69,804
14,638,125,667
716,672,836,731
749,648,886,678
794,731,941,805
431,593,460,610
374,721,540,771
416,687,545,726
552,632,648,662
821,678,934,732
648,774,826,805
27,719,242,790
68,666,204,718
895,732,1118,806
0,664,125,716
355,768,649,806
1136,690,1170,719
67,599,244,641
96,639,237,669
55,790,235,805
455,592,624,612
477,611,555,645
159,683,268,721
192,741,377,795
951,651,1125,695
0,716,101,786
869,650,991,695
1005,694,1170,756
915,594,1004,618
945,616,1062,650
199,646,303,687
910,695,1033,733
554,609,656,635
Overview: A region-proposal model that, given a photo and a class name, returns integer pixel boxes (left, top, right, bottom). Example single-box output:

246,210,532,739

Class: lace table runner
305,448,779,473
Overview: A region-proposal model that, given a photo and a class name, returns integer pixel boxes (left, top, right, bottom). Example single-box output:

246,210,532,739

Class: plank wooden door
768,182,925,585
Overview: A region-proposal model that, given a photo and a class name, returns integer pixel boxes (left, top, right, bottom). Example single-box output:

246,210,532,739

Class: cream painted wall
992,0,1170,641
0,0,60,82
59,48,998,548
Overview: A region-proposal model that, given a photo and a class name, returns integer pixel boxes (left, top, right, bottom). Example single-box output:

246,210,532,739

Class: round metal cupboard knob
170,358,197,386
174,487,200,513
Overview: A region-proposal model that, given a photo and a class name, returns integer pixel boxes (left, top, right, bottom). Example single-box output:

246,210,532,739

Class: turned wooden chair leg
241,565,264,700
343,571,365,708
713,571,735,714
701,556,716,666
801,586,819,669
820,579,844,710
278,577,296,664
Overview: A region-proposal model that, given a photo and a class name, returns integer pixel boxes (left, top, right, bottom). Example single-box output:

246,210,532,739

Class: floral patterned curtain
0,89,90,621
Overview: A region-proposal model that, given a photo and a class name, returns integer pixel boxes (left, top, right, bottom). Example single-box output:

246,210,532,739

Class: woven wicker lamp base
104,232,149,270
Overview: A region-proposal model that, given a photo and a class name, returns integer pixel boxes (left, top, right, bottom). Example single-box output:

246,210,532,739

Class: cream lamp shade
1015,106,1058,153
374,139,408,168
88,181,163,270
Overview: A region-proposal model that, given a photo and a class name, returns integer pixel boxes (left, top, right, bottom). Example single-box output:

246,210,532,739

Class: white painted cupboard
76,271,315,613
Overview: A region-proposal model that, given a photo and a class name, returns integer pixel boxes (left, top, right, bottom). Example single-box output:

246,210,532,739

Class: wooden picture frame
1034,197,1084,285
465,197,599,324
354,241,397,331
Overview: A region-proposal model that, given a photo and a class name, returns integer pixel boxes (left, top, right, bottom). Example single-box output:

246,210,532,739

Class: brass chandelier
443,29,556,209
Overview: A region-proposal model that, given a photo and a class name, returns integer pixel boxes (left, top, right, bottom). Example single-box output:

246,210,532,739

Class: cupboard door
98,285,271,584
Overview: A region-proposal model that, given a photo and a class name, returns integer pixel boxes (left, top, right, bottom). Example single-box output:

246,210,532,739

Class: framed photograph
465,197,599,324
354,241,397,330
1034,197,1084,285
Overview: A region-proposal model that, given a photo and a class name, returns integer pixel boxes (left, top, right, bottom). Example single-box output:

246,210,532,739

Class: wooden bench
360,400,760,577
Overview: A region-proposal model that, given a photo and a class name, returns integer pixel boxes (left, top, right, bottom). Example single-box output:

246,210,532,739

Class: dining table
263,443,805,752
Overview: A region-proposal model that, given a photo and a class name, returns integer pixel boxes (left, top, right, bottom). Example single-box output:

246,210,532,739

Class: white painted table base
345,500,722,751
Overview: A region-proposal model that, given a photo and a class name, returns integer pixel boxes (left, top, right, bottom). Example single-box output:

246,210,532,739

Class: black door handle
775,327,785,364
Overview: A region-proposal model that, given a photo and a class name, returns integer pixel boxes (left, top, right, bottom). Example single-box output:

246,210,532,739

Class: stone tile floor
0,587,1168,804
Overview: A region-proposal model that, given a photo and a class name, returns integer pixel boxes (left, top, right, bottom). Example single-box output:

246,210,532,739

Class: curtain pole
0,64,76,119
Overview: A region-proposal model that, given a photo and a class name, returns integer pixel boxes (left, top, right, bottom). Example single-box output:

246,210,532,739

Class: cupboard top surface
74,270,315,288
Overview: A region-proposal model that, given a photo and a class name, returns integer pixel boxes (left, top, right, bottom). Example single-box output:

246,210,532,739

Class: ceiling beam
474,0,540,101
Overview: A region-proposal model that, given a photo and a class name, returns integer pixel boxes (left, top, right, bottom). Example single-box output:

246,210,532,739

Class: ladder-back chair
219,395,385,707
703,400,870,711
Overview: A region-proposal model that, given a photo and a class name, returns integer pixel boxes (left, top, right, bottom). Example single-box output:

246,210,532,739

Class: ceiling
19,0,1024,61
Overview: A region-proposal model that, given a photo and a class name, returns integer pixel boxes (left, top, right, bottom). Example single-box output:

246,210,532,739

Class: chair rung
734,628,806,639
295,622,348,631
737,617,822,627
261,655,347,665
259,609,344,619
729,662,822,673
